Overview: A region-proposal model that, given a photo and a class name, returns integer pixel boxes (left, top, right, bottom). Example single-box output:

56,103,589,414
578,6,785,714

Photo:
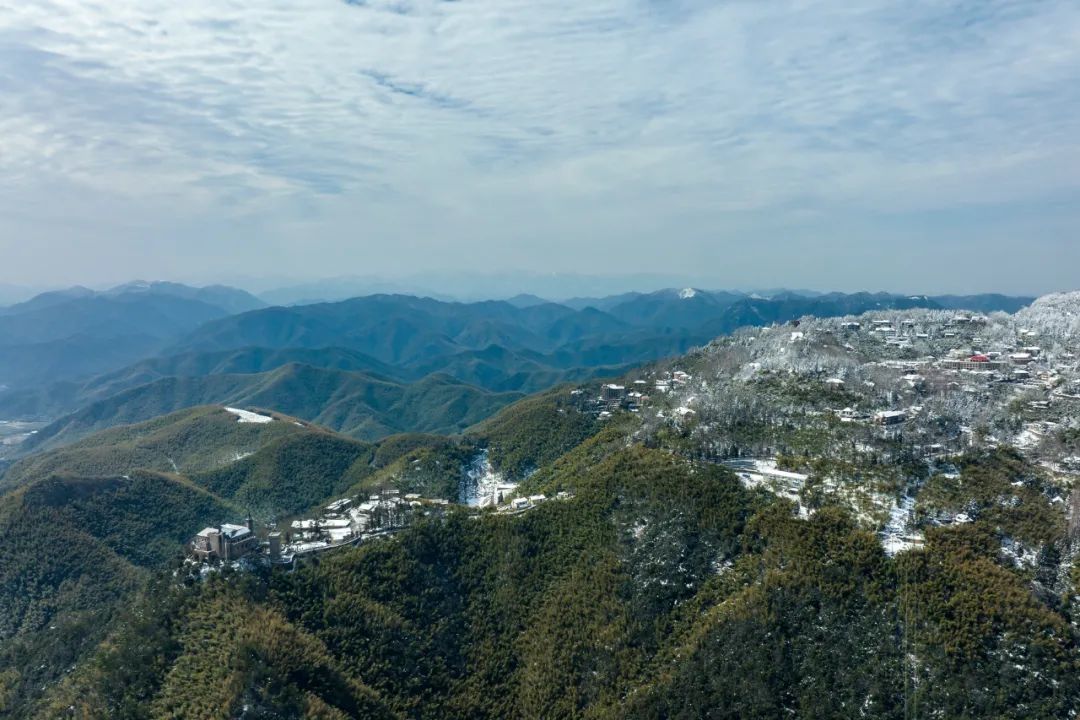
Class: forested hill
1,350,1076,717
17,363,523,453
0,282,265,390
23,412,1080,719
0,404,482,714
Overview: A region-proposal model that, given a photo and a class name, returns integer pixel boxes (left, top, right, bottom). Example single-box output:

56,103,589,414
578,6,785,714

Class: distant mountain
561,291,645,312
102,281,267,315
18,363,522,452
1,281,265,318
0,285,96,315
170,295,593,361
0,333,169,393
0,288,1037,430
0,284,265,392
695,292,946,336
404,344,634,393
170,293,717,367
742,287,827,298
930,293,1034,314
0,347,404,420
602,288,747,329
0,283,50,307
258,271,732,305
151,294,704,403
0,295,228,347
258,276,451,306
504,293,553,308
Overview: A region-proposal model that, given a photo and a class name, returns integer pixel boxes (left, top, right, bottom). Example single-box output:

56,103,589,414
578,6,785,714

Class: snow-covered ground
880,495,923,556
723,458,808,487
224,407,274,424
722,458,812,517
462,449,518,507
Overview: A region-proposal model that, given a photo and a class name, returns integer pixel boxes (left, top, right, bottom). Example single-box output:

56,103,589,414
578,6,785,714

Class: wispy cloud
0,0,1077,291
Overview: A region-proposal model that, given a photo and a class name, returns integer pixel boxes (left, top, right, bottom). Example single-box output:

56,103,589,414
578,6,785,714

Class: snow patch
678,287,697,299
462,450,517,508
224,407,274,424
880,495,923,556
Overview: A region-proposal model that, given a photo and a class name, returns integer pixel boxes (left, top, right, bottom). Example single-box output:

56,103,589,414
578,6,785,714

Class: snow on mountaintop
678,288,698,299
224,407,274,424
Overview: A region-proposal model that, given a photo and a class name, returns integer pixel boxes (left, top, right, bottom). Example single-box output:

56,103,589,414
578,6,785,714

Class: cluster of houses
502,490,572,513
189,489,450,565
573,370,693,420
829,315,1078,435
190,485,574,566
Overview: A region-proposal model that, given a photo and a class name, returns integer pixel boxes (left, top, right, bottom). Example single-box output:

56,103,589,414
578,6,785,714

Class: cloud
0,0,1078,291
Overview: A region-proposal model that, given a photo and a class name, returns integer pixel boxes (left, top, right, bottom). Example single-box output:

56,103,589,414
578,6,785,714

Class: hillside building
941,357,1008,371
874,410,908,426
602,384,626,401
191,517,259,562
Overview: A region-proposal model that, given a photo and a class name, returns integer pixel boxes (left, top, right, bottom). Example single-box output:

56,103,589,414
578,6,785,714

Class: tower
268,532,282,562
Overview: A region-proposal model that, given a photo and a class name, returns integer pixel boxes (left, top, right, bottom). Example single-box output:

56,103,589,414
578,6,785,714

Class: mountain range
0,283,1034,461
0,282,265,390
0,288,1077,718
21,364,522,452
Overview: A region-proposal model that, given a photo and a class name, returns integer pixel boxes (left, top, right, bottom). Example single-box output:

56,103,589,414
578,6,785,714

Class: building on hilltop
191,515,259,562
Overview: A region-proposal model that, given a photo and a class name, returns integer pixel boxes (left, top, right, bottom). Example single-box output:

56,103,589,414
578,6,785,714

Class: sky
0,0,1078,295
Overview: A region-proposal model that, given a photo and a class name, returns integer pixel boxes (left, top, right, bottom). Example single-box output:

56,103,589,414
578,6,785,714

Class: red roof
969,354,990,362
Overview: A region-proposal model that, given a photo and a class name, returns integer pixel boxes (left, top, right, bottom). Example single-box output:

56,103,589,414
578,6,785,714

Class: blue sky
0,0,1078,294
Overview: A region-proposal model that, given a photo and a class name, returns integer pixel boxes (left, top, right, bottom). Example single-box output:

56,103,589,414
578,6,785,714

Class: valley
0,420,42,449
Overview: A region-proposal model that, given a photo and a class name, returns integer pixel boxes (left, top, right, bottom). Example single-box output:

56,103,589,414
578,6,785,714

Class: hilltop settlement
187,293,1080,576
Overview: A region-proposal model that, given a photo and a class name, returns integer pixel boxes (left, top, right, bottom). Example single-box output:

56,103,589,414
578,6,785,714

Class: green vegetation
2,406,304,492
25,440,1077,719
0,397,547,713
191,432,372,519
1,347,1077,718
0,410,383,713
0,467,240,714
42,575,398,720
18,364,522,452
917,448,1064,546
469,388,598,479
344,439,478,502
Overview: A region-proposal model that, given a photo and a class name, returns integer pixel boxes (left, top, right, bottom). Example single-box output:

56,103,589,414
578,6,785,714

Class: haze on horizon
1,0,1078,295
